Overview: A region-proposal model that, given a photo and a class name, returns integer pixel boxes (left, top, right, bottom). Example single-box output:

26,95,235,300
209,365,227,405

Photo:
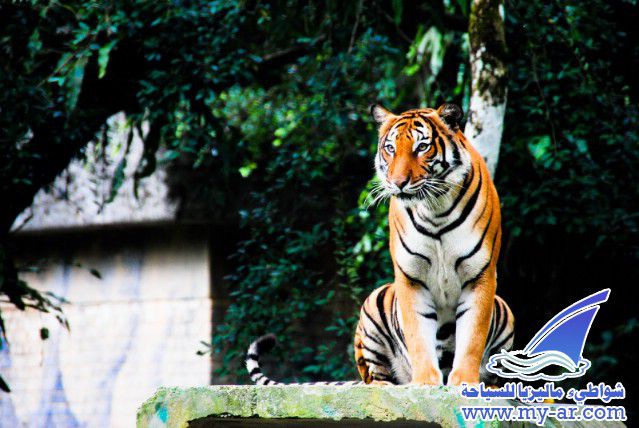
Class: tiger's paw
446,367,479,386
369,380,393,386
410,368,443,386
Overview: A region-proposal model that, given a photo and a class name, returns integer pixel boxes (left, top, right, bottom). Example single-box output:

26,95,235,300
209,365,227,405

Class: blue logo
486,289,610,381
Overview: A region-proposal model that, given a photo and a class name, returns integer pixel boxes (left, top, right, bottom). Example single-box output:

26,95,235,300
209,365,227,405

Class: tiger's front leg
396,283,443,385
448,275,496,385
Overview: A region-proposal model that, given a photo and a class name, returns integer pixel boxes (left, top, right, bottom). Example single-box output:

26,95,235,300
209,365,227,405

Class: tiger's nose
392,177,410,190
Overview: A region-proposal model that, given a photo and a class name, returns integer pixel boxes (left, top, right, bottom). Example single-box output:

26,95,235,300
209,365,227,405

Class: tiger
246,103,514,386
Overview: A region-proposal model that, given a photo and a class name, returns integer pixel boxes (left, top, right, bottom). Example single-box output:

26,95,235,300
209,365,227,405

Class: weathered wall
11,113,178,233
0,226,212,428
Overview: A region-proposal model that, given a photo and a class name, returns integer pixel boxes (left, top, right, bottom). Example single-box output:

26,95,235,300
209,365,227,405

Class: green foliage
207,32,403,380
500,0,639,246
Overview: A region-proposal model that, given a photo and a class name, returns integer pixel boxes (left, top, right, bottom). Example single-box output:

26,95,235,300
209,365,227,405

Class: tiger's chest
393,206,489,307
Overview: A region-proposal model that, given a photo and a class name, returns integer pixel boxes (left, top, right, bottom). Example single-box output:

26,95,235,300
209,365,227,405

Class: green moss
136,385,623,428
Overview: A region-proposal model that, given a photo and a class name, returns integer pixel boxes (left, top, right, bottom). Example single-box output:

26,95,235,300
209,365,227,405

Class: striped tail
245,334,361,386
246,334,282,385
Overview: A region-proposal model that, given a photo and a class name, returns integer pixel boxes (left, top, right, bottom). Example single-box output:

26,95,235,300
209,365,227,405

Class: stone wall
0,226,213,428
11,113,178,233
137,385,626,428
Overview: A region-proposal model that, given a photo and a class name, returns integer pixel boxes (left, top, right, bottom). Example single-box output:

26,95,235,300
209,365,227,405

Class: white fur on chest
395,202,489,307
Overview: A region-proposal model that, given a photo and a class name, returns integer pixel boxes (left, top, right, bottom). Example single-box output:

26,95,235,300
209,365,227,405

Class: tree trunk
465,0,507,177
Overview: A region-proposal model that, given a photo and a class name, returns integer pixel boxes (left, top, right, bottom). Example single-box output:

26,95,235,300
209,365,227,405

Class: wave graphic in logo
487,289,610,381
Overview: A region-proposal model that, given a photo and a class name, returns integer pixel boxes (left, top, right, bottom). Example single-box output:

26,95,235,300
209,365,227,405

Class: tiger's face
371,103,470,206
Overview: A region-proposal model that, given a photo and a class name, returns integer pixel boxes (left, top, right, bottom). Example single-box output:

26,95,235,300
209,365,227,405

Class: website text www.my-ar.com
460,404,627,426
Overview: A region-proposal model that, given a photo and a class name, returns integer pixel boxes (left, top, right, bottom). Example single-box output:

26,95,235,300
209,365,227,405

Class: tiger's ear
437,103,464,130
370,104,395,125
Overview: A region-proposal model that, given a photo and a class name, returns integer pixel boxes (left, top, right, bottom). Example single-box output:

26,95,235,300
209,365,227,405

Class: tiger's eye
417,142,430,152
385,144,395,154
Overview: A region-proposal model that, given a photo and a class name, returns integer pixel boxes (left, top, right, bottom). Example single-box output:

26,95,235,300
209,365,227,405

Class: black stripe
415,206,444,227
456,308,469,320
490,331,514,353
362,307,396,357
391,297,407,348
376,287,397,355
246,353,259,360
437,169,482,236
432,127,448,174
373,373,393,382
436,166,474,218
249,367,260,376
363,328,384,346
435,161,456,181
363,345,391,366
450,138,461,167
430,125,440,149
393,120,408,130
455,207,493,270
461,226,499,289
420,312,438,320
406,208,439,240
462,263,489,289
396,229,431,264
365,358,388,367
473,193,490,228
396,263,430,290
362,327,385,347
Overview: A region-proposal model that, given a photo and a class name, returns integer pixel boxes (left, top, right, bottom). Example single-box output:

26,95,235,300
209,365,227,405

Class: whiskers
364,176,466,210
364,179,392,208
426,178,465,192
415,181,444,211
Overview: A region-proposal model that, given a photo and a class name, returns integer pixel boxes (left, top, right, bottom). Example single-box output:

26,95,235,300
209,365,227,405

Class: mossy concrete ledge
137,385,626,428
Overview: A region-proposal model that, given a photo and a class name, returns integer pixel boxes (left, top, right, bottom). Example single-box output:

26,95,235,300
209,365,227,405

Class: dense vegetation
1,0,637,411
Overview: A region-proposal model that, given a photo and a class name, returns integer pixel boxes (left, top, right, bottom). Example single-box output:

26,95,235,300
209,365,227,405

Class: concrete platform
136,385,626,428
